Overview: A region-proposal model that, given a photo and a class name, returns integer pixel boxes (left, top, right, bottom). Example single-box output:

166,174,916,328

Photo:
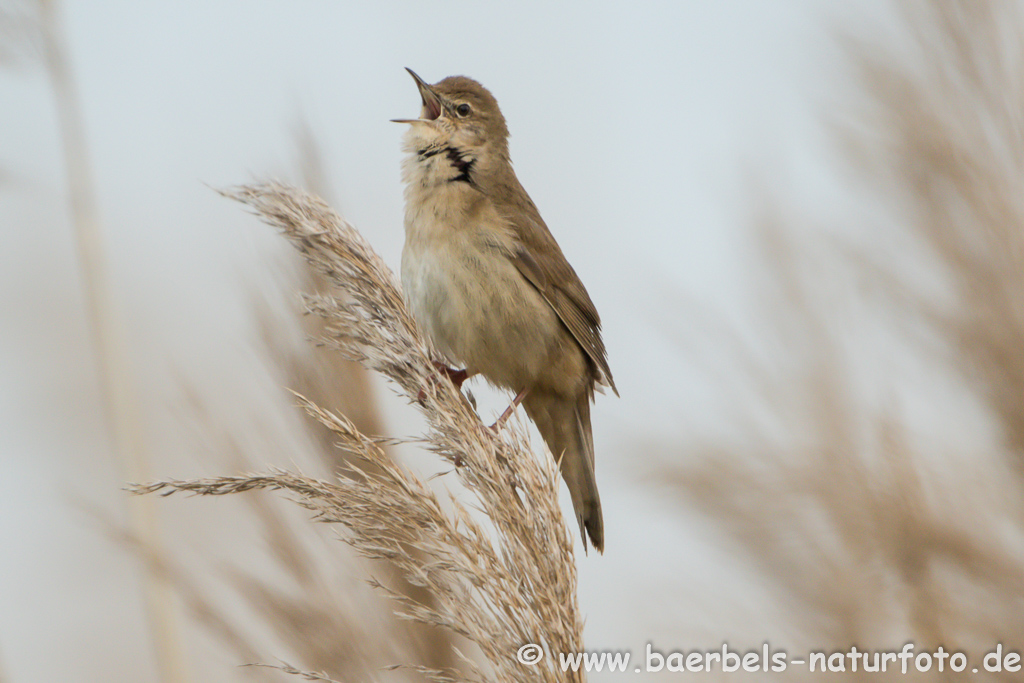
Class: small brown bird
393,69,616,552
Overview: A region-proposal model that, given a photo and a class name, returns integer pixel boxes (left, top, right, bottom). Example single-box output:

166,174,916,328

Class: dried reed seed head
138,182,585,682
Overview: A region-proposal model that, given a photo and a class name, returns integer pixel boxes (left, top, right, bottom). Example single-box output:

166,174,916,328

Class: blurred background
2,0,1023,680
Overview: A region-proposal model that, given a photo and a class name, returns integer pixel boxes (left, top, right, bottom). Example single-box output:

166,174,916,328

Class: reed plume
132,182,585,682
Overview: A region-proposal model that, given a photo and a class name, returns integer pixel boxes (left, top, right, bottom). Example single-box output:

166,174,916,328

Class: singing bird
393,69,616,552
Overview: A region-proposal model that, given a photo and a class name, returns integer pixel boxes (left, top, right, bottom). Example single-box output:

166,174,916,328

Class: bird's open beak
391,68,445,124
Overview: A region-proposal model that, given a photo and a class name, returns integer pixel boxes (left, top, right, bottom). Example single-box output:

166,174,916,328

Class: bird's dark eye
455,103,472,118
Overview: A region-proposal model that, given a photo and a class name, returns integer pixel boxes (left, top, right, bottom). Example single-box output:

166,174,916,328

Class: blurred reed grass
35,0,189,680
662,1,1024,679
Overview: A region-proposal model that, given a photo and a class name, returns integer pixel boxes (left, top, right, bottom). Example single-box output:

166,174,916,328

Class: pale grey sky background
2,1,993,681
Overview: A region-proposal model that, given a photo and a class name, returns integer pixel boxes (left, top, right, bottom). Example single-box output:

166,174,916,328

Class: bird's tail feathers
525,390,604,553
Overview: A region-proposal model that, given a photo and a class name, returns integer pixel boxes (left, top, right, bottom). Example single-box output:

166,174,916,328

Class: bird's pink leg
491,387,530,430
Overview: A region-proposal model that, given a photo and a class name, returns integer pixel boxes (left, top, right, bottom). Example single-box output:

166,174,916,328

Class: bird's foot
417,362,472,404
437,363,470,390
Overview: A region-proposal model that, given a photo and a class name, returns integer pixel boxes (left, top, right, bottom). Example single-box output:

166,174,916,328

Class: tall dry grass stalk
133,182,585,682
36,1,190,681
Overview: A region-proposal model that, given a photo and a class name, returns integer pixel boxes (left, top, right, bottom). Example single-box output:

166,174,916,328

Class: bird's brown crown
430,76,509,142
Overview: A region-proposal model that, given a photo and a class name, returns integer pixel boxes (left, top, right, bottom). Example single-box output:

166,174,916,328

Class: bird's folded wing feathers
509,228,618,395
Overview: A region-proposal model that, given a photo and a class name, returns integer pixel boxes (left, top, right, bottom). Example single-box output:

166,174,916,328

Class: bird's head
393,69,510,184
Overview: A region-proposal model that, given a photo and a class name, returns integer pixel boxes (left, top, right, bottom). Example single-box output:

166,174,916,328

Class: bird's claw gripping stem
417,362,471,403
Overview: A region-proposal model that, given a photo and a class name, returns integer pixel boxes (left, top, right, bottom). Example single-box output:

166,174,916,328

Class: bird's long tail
524,389,604,553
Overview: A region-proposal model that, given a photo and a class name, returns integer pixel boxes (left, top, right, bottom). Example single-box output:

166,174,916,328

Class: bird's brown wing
508,216,617,395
